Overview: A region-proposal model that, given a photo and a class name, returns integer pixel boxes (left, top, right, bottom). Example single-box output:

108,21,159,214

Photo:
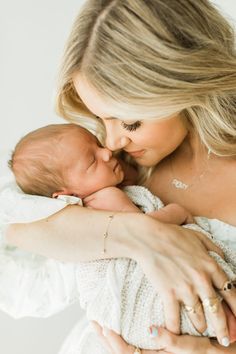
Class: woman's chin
133,156,159,167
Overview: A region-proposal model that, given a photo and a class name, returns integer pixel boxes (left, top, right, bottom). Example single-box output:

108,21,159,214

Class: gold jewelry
102,214,115,255
183,301,202,314
171,148,211,190
134,347,142,354
202,297,220,313
220,280,236,292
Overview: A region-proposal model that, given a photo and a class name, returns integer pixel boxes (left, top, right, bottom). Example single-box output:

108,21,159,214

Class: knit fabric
67,186,236,352
1,182,236,353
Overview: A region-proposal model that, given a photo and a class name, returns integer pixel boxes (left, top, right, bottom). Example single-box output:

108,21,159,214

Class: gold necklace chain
170,149,211,190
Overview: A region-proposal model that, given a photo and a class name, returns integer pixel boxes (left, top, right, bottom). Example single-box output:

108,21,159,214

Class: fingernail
148,326,159,338
221,337,230,347
102,327,109,337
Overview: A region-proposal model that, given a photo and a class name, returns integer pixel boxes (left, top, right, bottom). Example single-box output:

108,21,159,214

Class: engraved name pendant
171,178,189,190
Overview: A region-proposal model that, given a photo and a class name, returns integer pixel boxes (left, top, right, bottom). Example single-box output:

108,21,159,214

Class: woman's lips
126,149,145,158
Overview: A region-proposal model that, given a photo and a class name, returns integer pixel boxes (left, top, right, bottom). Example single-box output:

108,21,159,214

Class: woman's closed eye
121,121,142,132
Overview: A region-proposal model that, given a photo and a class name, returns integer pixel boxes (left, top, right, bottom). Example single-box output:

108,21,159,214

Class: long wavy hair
55,0,236,163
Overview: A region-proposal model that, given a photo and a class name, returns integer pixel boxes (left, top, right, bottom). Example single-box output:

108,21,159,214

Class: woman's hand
91,322,213,354
130,217,236,345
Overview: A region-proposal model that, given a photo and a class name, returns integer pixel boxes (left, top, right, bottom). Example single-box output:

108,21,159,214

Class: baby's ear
52,189,71,199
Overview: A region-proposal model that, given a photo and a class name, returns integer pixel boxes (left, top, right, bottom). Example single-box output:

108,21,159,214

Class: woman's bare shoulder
143,156,236,225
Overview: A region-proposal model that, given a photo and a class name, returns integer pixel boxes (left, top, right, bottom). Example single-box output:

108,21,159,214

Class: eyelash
121,121,142,132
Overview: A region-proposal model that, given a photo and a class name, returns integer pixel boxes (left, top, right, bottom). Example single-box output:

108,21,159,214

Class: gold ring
220,280,236,292
134,347,142,354
202,297,220,313
183,300,202,314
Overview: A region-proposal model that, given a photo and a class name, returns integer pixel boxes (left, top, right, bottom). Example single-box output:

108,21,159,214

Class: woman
6,0,236,353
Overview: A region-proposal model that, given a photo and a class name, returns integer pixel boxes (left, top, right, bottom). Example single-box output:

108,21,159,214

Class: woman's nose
100,147,112,162
106,136,129,151
104,120,131,151
105,131,130,151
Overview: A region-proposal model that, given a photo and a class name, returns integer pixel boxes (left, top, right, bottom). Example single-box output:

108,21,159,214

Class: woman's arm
0,243,81,318
6,206,141,262
6,206,235,344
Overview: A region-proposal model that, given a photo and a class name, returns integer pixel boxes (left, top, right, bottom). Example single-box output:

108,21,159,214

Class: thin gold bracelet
102,214,115,255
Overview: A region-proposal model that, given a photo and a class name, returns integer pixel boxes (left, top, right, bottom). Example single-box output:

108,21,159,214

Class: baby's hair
55,0,236,169
9,124,82,197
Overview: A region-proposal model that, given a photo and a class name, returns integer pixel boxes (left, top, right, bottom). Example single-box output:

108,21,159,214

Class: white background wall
0,1,235,354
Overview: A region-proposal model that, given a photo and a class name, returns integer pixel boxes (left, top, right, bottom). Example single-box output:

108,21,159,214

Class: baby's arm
83,187,194,225
148,203,194,225
83,186,142,213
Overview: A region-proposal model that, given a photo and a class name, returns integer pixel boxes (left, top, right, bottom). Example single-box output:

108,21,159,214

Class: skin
72,72,236,352
48,126,193,222
52,127,124,199
91,321,236,354
42,125,190,222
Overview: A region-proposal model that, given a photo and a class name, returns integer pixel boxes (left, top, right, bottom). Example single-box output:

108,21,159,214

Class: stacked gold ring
183,301,202,314
134,347,142,354
202,297,220,313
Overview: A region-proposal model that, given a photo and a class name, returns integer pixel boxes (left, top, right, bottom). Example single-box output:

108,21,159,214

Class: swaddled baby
9,123,192,225
9,123,236,352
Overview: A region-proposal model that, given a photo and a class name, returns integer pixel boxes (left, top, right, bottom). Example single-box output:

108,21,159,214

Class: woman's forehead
73,73,115,119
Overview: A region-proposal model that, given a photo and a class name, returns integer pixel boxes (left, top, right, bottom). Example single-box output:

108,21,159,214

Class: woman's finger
91,321,114,353
197,283,230,347
181,297,207,334
91,322,165,354
162,296,181,334
210,262,236,318
149,326,211,354
219,286,236,318
197,232,224,259
149,326,179,352
91,321,135,354
221,301,236,342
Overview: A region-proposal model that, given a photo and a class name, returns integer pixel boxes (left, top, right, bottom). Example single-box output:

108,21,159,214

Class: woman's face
73,74,188,167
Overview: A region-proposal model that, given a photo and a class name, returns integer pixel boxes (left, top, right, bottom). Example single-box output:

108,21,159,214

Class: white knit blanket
1,182,236,353
73,186,236,352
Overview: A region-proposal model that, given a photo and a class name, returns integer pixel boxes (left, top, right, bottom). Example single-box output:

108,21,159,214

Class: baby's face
59,127,124,198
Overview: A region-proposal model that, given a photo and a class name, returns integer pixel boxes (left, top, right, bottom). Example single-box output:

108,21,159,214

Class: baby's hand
148,203,194,225
83,186,141,212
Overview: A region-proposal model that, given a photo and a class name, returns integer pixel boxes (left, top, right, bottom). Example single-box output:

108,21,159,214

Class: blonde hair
56,0,236,161
9,124,80,197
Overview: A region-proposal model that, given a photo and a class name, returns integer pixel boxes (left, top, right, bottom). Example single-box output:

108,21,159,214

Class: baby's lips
222,301,236,343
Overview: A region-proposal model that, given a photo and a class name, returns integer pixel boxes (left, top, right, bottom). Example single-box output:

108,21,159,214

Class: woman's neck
174,130,209,166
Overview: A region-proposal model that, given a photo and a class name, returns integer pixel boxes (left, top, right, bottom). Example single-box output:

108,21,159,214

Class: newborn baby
9,123,236,352
9,123,192,225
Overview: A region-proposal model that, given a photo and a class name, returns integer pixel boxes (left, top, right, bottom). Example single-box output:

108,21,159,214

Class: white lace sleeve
0,235,80,319
0,179,81,319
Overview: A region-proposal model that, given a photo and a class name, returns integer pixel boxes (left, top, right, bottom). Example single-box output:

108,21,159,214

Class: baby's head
9,124,124,198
